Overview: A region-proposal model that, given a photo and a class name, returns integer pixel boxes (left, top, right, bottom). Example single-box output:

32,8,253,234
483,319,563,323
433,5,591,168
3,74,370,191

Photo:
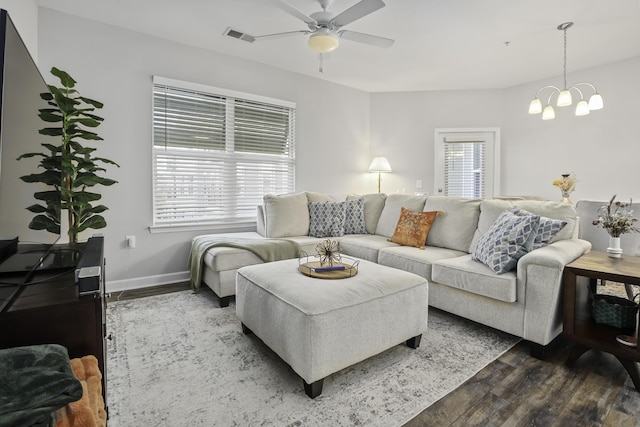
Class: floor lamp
368,157,392,193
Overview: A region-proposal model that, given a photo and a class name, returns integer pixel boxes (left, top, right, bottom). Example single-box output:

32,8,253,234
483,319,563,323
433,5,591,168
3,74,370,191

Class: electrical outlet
125,235,136,249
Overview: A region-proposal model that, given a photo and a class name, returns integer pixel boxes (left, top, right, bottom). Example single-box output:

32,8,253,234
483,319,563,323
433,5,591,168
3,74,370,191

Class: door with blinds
433,128,500,199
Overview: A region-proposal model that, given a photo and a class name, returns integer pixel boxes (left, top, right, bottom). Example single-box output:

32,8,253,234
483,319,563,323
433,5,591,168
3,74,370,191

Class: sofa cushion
308,201,346,238
432,255,517,303
390,208,437,248
306,192,337,203
344,197,367,234
378,245,467,282
375,194,428,238
349,193,387,234
424,196,481,252
472,210,539,274
339,235,397,262
263,192,309,237
512,207,567,250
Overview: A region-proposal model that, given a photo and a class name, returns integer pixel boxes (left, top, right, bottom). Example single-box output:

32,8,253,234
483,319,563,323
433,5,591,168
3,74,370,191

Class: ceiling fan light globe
588,93,604,110
557,90,572,107
308,30,339,53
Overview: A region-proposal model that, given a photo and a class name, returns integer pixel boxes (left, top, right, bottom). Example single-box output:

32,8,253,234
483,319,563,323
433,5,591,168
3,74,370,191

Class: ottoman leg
241,323,253,335
406,334,422,349
303,379,324,399
218,296,231,308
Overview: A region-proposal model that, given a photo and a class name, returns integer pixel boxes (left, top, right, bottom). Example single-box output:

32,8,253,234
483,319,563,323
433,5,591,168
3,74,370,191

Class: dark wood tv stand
0,236,107,405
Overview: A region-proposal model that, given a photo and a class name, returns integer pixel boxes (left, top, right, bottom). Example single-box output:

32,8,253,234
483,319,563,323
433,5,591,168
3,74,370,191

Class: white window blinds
152,78,295,226
443,138,485,198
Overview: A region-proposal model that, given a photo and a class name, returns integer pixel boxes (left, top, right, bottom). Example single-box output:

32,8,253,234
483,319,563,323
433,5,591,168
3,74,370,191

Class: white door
434,128,500,198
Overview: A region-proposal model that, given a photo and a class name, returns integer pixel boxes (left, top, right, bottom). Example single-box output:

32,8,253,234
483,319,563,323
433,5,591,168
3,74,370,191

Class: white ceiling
36,0,640,93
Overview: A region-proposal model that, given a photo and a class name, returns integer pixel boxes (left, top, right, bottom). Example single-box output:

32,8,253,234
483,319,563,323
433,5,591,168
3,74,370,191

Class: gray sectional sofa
192,191,591,358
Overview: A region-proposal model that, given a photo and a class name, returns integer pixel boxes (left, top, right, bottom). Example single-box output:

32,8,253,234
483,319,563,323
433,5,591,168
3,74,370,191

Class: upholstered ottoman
235,257,429,398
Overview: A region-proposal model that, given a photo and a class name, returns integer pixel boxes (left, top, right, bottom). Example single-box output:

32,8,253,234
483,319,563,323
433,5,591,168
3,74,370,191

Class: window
434,128,500,199
152,77,295,230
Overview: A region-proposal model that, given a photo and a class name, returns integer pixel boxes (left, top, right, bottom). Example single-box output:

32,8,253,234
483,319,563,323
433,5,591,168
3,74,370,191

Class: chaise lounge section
191,191,591,357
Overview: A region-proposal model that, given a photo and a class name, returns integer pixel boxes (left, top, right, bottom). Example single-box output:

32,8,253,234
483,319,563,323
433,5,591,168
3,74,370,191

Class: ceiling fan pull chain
318,53,324,73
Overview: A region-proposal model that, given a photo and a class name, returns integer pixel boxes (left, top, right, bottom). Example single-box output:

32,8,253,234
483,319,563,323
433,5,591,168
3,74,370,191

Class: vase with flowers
552,173,577,204
592,195,640,258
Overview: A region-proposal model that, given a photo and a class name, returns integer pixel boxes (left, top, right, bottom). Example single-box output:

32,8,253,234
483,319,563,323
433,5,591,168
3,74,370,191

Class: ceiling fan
225,0,394,69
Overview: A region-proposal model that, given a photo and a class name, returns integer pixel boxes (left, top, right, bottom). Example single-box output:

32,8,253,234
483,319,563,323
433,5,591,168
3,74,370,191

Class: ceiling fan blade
338,30,394,48
268,0,317,26
332,0,385,27
255,30,309,40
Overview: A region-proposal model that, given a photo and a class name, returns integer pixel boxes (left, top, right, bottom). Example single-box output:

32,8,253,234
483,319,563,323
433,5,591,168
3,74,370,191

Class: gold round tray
298,260,359,279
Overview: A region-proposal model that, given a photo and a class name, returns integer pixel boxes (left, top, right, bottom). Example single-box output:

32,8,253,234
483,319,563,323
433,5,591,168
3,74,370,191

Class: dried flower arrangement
592,195,640,237
552,173,578,196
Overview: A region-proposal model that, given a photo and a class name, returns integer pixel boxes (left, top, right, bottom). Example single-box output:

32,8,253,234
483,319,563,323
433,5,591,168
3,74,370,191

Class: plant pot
607,236,623,258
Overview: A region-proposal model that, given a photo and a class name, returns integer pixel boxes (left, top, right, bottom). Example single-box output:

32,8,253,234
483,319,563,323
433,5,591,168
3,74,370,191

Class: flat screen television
0,9,71,287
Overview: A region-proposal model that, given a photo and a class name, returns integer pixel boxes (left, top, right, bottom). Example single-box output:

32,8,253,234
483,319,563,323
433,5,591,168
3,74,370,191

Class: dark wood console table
563,251,640,391
0,238,107,405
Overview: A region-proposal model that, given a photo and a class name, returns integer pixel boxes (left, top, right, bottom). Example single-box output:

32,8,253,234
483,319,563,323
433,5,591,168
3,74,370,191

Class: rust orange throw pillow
390,208,438,248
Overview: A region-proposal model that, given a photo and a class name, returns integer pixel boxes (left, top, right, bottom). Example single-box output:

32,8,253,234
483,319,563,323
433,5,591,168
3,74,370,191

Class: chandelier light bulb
528,98,542,114
588,93,604,110
542,105,556,120
575,100,590,116
557,90,572,107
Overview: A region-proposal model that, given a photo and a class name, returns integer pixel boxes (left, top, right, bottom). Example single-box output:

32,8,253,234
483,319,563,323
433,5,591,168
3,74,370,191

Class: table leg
616,357,640,392
566,343,590,368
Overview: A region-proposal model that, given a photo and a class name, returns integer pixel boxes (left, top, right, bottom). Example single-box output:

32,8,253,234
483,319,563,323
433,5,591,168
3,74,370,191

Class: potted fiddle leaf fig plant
17,67,119,244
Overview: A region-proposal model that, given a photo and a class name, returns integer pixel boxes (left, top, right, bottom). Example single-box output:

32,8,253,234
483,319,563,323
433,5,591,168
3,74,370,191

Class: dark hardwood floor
107,284,640,426
405,340,640,427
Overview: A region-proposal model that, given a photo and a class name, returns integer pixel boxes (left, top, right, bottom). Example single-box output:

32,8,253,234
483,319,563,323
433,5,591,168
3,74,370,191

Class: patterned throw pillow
390,208,438,249
308,201,346,238
344,197,366,234
512,207,567,250
473,210,540,274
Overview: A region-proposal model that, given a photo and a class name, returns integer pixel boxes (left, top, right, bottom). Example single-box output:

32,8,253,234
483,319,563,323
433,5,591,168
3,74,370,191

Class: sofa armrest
518,238,592,270
516,238,592,346
256,205,266,237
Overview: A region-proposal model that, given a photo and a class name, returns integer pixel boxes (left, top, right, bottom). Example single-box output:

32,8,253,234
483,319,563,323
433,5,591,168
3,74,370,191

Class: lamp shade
542,105,556,120
528,98,542,114
557,89,573,107
588,93,604,110
308,29,339,53
368,157,392,173
575,100,590,116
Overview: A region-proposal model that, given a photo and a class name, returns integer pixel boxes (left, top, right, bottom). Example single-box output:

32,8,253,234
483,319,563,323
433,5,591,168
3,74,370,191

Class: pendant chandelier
528,22,603,120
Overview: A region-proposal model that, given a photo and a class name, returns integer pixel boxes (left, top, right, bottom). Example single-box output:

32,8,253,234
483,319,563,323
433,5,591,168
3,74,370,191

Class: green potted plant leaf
17,67,119,243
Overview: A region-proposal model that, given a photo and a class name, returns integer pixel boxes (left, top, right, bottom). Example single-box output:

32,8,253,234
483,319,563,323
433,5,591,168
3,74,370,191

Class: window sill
148,220,257,234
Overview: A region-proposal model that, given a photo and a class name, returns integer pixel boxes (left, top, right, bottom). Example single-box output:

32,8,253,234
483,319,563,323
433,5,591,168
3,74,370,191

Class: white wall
0,0,38,60
370,57,640,203
36,9,370,289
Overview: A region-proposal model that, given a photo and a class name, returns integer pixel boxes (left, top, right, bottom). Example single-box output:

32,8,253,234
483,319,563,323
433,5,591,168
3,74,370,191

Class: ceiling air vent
223,27,255,43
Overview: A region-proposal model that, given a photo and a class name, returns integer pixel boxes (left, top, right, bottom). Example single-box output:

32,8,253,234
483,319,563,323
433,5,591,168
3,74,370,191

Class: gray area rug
106,289,519,426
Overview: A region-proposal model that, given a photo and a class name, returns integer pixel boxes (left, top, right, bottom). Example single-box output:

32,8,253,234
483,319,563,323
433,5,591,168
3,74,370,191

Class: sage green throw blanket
0,344,82,427
189,236,302,291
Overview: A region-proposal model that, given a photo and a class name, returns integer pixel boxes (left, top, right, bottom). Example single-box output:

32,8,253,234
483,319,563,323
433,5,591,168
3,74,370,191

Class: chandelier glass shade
308,29,340,53
528,22,603,120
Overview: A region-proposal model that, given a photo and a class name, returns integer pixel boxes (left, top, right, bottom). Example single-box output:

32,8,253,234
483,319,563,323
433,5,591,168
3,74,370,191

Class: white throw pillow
263,192,309,237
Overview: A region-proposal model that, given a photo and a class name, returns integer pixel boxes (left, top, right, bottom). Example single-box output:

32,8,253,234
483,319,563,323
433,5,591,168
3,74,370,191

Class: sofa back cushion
423,196,481,252
470,199,579,252
263,192,310,237
375,194,428,238
349,193,387,234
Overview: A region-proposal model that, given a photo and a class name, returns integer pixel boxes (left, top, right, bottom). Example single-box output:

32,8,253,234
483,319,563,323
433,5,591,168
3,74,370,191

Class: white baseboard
106,271,189,293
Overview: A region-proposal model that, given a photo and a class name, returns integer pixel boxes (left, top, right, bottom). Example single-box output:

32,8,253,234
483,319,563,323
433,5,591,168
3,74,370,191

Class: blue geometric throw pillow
473,210,540,274
308,201,346,238
512,207,567,250
344,197,366,234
